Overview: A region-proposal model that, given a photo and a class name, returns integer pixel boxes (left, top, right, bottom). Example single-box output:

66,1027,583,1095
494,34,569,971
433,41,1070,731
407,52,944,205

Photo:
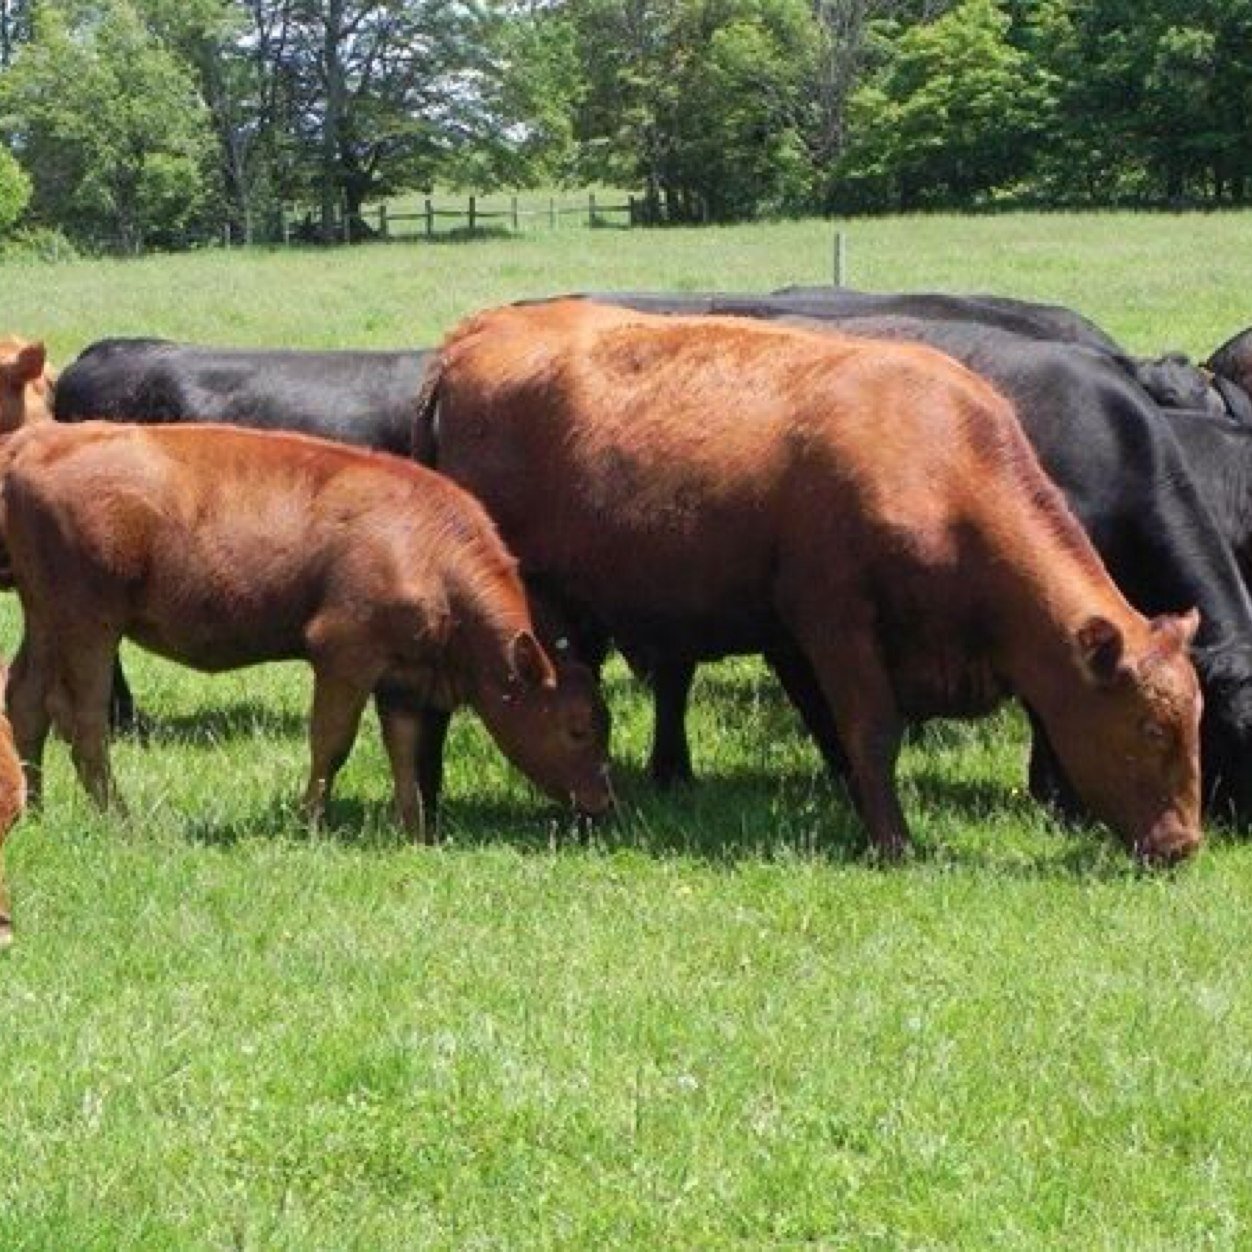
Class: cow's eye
1142,719,1168,744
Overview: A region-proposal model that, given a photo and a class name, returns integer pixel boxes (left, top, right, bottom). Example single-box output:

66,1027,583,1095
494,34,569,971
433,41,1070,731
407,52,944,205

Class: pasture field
4,213,1252,1248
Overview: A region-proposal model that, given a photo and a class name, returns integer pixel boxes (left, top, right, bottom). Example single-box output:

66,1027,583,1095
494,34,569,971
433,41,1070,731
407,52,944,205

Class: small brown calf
0,337,54,433
0,422,612,836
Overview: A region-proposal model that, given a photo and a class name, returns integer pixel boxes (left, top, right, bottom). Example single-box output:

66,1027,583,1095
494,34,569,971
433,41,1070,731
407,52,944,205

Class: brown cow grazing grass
0,337,54,432
0,422,612,839
417,299,1204,864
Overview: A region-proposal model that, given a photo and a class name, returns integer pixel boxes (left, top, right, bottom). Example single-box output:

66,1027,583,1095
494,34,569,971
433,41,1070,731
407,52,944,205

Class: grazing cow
53,339,434,730
54,339,431,456
0,337,54,433
584,292,1252,821
419,299,1204,862
0,422,612,837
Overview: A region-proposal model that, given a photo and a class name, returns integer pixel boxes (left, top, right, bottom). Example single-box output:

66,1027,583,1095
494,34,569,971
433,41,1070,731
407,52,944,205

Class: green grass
4,212,1252,1247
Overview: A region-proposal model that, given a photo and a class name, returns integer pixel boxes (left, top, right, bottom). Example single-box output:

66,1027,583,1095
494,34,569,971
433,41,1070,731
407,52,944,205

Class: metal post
425,197,434,239
549,197,556,229
834,230,847,287
468,194,477,235
379,203,388,239
588,191,596,227
511,195,519,231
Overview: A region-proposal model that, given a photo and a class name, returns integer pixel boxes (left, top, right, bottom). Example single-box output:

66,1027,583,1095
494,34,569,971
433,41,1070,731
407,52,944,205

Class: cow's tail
411,355,443,467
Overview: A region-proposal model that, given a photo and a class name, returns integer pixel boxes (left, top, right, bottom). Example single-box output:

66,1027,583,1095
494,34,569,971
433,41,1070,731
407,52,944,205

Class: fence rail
272,192,639,246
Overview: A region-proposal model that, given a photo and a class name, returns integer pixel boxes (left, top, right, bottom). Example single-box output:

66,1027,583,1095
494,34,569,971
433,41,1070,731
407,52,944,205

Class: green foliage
0,3,213,251
565,0,820,222
0,140,29,233
834,0,1054,210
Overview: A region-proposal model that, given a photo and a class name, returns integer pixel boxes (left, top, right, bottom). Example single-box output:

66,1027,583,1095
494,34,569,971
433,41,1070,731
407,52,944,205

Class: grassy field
4,213,1252,1248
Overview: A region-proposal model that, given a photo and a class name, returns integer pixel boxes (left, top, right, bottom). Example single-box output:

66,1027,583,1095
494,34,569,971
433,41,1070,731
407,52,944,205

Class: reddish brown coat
0,421,611,836
422,299,1203,862
0,338,54,433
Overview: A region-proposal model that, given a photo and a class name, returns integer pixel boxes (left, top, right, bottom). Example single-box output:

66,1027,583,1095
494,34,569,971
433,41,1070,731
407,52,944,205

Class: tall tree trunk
320,0,345,243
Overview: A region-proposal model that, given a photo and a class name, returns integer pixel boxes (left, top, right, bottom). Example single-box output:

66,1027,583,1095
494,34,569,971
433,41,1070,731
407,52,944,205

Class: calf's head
1050,609,1203,864
474,630,612,817
0,338,53,433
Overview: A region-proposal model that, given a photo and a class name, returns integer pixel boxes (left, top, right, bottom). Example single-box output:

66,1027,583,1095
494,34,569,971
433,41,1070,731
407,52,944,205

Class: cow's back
55,341,430,455
435,301,1050,652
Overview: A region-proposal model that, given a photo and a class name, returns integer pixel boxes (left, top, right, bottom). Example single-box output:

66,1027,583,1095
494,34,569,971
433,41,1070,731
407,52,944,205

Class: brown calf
0,337,54,433
0,421,612,837
419,299,1204,863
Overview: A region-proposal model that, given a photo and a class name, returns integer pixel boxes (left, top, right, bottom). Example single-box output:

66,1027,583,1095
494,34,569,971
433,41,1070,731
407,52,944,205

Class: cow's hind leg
56,639,124,810
303,666,372,829
7,635,52,808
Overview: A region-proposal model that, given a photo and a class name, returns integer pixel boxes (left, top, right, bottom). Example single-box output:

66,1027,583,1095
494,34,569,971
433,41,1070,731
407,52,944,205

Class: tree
566,0,820,222
834,0,1053,209
1,3,214,251
276,1,492,240
0,142,28,233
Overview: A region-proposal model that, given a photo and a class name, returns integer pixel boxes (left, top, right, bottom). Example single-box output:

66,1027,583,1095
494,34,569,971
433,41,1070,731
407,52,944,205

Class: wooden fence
271,192,638,246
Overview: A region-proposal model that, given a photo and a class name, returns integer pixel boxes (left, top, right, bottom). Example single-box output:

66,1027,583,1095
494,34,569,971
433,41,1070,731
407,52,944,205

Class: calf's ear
1151,607,1200,650
508,630,557,691
13,342,45,384
1075,615,1126,686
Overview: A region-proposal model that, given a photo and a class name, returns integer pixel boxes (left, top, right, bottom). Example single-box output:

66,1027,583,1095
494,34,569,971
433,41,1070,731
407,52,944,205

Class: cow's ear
12,342,45,384
1151,607,1201,650
1075,616,1126,686
508,630,556,691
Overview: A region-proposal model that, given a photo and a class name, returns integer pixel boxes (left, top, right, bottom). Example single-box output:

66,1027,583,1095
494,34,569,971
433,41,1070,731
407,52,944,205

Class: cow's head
1047,609,1203,864
1205,327,1252,403
0,337,54,433
474,630,613,817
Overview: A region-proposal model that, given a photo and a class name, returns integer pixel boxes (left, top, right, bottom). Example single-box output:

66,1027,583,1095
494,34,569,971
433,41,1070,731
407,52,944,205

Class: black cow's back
55,338,431,456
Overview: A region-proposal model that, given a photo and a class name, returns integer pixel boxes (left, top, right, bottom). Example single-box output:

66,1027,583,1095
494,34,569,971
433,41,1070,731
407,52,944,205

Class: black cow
54,338,431,456
54,338,432,727
1207,328,1252,406
766,287,1252,425
565,293,1252,820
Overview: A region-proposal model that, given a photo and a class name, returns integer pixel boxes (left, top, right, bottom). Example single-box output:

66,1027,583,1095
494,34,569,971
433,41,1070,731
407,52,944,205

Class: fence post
223,222,231,250
378,203,388,239
468,194,477,235
425,197,434,239
834,230,847,287
588,192,597,227
511,195,519,232
549,197,556,229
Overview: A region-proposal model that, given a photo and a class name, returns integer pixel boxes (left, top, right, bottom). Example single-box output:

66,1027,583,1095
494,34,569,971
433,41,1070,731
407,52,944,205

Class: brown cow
417,299,1204,863
0,421,612,838
0,337,54,433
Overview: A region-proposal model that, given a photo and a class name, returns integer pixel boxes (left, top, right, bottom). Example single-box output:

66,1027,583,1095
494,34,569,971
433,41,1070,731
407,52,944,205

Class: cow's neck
983,511,1139,725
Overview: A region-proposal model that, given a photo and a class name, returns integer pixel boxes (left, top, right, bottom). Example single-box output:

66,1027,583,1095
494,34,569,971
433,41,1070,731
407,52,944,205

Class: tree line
0,0,1247,254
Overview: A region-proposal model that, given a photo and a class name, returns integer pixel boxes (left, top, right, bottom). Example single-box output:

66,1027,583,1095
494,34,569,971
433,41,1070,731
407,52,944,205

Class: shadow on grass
124,701,306,746
172,738,1160,881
